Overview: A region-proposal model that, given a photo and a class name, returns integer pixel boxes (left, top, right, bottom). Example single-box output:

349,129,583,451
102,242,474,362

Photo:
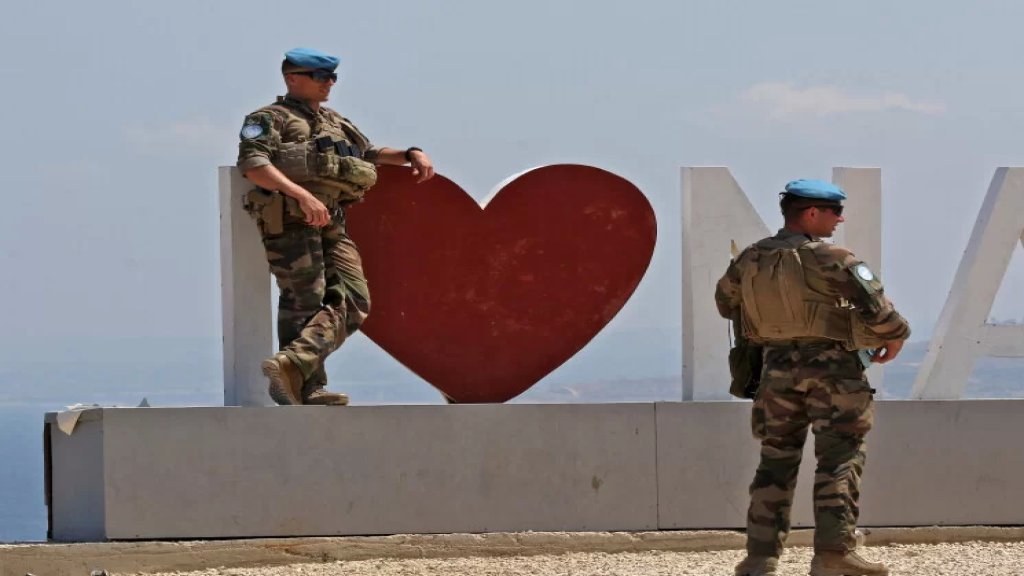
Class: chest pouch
338,156,378,189
275,141,315,182
315,150,343,180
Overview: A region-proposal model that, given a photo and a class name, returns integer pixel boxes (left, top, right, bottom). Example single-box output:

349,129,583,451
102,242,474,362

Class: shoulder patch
239,111,274,141
240,124,264,139
854,263,875,282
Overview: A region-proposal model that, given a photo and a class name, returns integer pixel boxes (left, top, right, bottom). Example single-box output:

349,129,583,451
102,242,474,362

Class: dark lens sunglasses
291,70,338,83
811,205,844,216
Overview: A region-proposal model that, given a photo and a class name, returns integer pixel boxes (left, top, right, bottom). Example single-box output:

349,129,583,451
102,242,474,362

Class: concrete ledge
6,528,1024,576
655,399,1024,528
46,405,658,541
45,400,1024,542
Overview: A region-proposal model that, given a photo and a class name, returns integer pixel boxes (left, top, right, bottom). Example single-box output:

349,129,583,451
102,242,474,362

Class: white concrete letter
912,168,1024,399
219,167,273,406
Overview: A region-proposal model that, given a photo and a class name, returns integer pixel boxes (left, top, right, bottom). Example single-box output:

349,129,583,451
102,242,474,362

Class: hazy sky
3,0,1024,374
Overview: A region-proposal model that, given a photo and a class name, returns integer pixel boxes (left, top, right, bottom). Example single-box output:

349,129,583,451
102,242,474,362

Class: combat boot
810,551,889,576
734,555,778,576
299,369,348,406
261,353,304,406
302,383,349,406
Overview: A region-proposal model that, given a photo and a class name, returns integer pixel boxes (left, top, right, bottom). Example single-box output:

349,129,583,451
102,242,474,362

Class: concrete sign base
45,401,1024,542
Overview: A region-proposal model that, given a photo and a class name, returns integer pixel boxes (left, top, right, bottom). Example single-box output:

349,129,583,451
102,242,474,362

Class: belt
763,338,842,350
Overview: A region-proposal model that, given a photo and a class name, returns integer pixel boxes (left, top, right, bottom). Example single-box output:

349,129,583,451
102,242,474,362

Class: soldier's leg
263,224,328,348
325,209,371,336
806,349,874,554
744,347,812,558
280,216,354,379
287,211,370,405
301,252,342,402
260,223,328,404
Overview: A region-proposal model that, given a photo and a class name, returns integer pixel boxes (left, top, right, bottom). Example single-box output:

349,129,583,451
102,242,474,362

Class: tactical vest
736,235,886,350
263,103,378,206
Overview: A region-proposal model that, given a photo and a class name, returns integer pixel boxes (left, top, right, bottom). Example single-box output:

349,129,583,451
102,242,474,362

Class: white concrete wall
47,401,1024,541
47,411,106,542
656,400,1024,528
48,405,658,541
680,168,769,401
219,167,273,407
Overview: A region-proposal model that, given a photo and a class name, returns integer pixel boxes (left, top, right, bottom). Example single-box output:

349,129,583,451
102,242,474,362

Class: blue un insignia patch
855,264,875,282
240,124,264,139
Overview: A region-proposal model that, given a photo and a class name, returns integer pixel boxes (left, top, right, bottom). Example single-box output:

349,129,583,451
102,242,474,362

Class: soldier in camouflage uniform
715,180,910,576
237,48,435,406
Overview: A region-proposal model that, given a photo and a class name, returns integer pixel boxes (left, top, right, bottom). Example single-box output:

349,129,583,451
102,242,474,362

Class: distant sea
1,335,1021,543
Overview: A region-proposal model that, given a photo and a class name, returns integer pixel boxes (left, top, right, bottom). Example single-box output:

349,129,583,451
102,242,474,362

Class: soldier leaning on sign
236,47,435,406
715,180,911,576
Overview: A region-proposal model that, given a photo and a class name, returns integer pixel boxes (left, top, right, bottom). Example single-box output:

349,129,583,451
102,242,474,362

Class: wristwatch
404,147,423,162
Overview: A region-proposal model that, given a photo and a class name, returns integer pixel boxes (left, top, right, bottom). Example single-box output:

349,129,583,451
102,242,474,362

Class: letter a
912,168,1024,399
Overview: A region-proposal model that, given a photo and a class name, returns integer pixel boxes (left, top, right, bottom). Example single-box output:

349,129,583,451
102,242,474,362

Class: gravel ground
129,542,1024,576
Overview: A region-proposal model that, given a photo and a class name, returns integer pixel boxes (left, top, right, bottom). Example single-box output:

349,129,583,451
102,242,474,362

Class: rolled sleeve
237,154,271,173
362,144,382,163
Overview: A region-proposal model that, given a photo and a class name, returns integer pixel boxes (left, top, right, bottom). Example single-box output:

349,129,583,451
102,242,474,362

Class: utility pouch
242,187,269,217
728,338,764,399
315,136,334,152
338,156,378,189
316,151,342,180
335,140,360,157
263,192,285,235
244,188,284,235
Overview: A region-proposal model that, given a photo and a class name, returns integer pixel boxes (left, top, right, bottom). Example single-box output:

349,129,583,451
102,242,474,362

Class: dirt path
133,542,1024,576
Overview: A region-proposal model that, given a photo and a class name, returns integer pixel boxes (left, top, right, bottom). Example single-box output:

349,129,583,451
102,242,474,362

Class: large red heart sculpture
346,164,656,403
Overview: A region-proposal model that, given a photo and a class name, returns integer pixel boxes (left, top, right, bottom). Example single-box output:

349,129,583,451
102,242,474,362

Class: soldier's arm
335,114,435,183
811,244,911,343
371,147,435,183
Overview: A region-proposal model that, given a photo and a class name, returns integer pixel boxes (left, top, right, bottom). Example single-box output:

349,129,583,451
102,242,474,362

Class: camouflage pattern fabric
715,229,910,345
260,209,371,385
236,94,379,396
746,341,872,557
715,228,910,560
237,94,380,174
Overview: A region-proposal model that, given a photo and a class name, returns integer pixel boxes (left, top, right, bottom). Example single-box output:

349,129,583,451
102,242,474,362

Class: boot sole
262,359,301,405
302,393,350,406
810,566,889,576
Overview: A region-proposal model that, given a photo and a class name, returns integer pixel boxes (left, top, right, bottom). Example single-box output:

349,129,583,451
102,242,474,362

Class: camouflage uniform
715,228,910,558
237,95,377,396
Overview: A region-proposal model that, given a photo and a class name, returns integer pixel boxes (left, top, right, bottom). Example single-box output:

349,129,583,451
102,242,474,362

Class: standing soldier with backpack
715,180,910,576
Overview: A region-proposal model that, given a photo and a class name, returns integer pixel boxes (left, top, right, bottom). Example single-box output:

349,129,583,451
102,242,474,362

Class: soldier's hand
409,150,435,183
872,340,904,364
298,193,331,228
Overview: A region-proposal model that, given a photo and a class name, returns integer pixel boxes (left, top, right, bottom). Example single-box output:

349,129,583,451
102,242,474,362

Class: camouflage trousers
258,208,371,387
746,341,874,557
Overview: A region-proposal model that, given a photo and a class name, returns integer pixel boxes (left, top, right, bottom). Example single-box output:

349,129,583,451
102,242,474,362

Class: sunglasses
809,205,844,216
290,70,338,83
